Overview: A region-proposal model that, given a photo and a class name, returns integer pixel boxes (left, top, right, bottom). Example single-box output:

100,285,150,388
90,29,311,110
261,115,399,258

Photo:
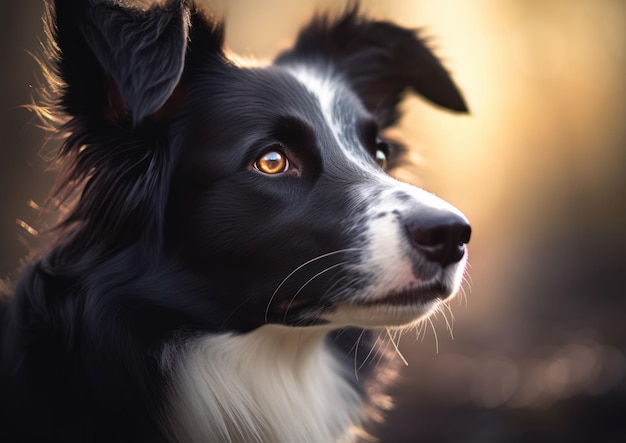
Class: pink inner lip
276,298,312,310
360,281,449,306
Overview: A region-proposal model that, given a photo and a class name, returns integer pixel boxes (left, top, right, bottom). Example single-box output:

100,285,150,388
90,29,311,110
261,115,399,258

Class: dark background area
2,1,625,442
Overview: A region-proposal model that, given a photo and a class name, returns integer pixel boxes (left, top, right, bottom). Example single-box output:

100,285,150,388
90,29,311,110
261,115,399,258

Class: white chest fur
162,325,363,443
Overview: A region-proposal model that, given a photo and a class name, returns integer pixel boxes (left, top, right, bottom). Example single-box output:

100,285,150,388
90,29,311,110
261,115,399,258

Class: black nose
406,209,471,267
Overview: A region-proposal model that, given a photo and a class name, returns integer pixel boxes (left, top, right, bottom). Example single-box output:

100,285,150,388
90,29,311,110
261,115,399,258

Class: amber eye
374,145,388,170
255,150,288,175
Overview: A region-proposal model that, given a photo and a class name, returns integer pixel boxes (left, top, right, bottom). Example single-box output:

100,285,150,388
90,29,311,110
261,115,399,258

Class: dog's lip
357,281,449,307
275,297,314,311
273,281,450,312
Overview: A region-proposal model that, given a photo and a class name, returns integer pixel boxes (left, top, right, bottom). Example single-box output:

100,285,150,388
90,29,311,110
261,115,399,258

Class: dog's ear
51,0,202,125
44,0,225,256
275,5,468,128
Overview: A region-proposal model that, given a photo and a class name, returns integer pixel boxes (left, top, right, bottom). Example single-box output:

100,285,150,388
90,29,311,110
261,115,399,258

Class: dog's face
50,1,470,332
168,62,470,330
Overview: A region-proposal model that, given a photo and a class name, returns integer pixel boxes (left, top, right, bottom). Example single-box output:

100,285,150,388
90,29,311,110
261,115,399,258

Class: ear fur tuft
275,4,468,127
52,0,192,125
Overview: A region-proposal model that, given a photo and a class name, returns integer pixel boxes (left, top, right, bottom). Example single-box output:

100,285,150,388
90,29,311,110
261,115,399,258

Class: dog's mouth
357,280,450,307
275,297,315,311
275,281,449,312
269,279,457,328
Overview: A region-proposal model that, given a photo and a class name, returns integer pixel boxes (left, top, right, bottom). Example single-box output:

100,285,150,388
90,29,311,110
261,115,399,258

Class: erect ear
275,5,468,128
52,0,192,125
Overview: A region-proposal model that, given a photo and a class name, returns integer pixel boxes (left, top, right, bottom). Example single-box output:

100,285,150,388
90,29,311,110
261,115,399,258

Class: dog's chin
324,282,457,328
325,300,441,328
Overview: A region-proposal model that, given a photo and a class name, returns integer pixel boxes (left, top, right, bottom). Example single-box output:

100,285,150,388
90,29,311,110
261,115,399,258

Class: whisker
374,330,388,368
220,293,258,328
427,317,439,354
439,303,455,339
457,284,467,308
416,319,428,342
264,248,361,322
325,274,366,302
441,300,456,323
321,274,353,299
352,329,367,382
385,327,408,366
282,262,347,321
358,330,380,372
464,269,474,291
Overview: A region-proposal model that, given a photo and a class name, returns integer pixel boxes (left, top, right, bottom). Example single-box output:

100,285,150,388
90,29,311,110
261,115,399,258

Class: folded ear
44,0,225,255
52,0,191,125
275,5,468,128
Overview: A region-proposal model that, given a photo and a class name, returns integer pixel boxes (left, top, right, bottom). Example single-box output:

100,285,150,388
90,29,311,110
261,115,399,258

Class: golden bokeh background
1,1,625,441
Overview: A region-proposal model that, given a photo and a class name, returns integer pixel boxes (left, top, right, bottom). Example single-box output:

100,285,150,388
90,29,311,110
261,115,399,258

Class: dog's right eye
254,150,289,175
373,139,389,170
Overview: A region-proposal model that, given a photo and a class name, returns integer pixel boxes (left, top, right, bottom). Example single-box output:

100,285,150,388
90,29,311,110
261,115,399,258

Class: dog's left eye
374,141,388,170
254,150,289,175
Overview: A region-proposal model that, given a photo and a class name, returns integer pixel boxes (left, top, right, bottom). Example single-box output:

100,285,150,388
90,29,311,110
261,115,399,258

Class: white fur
352,181,468,298
288,66,468,328
287,66,371,170
162,325,363,443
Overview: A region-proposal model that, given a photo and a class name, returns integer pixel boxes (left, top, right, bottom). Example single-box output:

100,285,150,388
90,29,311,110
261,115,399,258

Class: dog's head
48,0,470,332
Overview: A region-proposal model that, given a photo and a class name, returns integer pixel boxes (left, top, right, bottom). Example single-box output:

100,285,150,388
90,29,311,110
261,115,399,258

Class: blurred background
1,0,625,441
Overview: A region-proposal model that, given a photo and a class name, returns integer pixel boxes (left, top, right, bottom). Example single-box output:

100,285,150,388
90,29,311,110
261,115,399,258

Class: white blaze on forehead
361,174,470,220
286,66,372,169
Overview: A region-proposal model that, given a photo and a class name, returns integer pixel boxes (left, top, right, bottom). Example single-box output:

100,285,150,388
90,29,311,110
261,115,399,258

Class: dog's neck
162,325,363,443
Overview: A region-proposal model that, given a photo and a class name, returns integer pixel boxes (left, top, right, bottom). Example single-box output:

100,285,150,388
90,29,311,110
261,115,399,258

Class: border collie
0,0,471,442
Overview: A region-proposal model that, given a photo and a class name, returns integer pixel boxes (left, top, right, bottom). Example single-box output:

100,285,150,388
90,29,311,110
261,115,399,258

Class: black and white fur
0,1,471,442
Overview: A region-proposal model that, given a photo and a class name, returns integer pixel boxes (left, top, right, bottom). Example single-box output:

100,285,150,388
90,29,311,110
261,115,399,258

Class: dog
0,0,471,442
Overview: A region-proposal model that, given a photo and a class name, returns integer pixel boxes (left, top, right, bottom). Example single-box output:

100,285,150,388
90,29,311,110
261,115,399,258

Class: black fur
275,6,468,127
0,1,468,442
